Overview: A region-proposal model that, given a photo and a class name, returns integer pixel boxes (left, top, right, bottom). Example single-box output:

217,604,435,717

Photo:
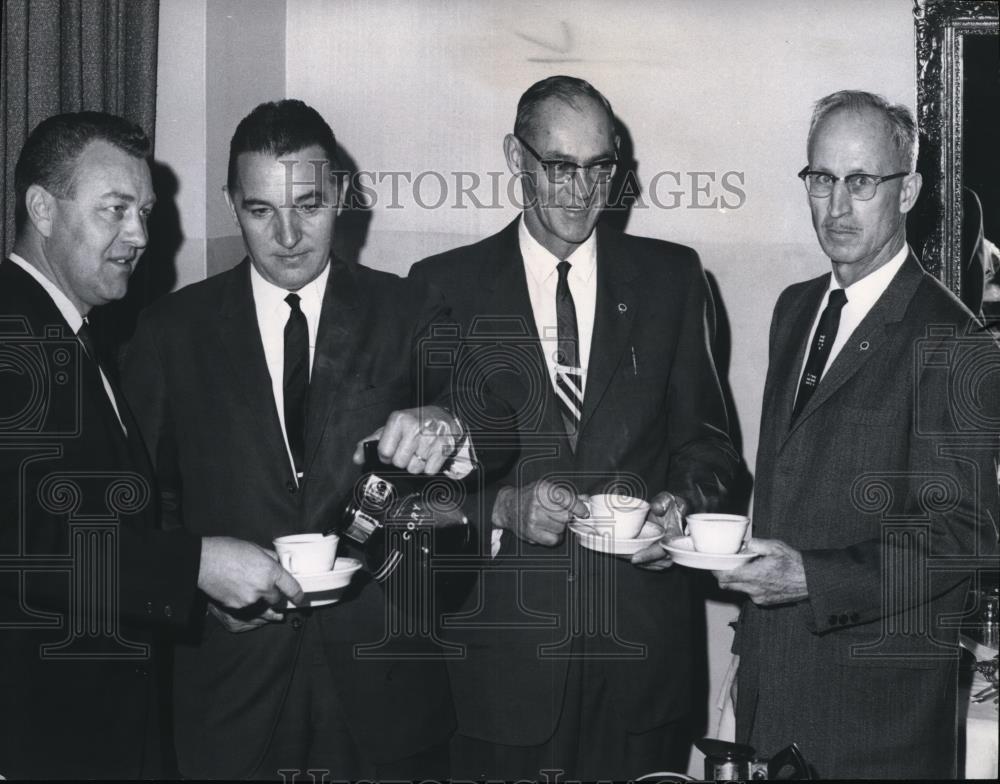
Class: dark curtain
1,0,160,257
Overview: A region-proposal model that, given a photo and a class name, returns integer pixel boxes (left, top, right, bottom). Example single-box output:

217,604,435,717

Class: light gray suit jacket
735,253,999,779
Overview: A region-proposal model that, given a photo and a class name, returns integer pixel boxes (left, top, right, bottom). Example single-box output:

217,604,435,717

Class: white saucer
287,557,363,608
661,536,756,570
569,520,664,557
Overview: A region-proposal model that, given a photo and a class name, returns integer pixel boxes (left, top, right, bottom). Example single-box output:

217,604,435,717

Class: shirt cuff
443,421,476,480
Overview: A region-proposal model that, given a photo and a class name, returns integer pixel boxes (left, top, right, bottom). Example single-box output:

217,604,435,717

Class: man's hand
492,480,588,547
207,601,285,633
630,490,686,570
713,538,807,606
353,405,461,475
198,537,304,608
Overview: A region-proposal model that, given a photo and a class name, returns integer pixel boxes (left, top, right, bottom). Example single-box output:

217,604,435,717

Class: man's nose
121,211,148,249
827,179,853,218
274,210,301,248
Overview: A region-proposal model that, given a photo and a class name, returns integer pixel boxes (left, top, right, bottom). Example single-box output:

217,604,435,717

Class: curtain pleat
1,0,159,256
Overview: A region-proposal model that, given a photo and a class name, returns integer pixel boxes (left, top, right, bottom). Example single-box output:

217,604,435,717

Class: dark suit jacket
734,254,1000,778
0,260,202,779
121,258,464,778
410,220,739,744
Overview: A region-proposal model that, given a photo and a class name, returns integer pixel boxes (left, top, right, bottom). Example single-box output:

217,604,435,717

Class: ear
223,186,240,225
326,170,344,217
503,133,524,176
25,184,56,237
898,172,922,214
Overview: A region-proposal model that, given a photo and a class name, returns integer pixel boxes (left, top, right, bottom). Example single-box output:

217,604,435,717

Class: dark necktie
283,293,309,478
77,319,127,434
791,288,848,421
554,261,583,439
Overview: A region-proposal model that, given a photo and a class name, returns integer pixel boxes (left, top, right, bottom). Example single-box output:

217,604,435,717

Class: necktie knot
556,260,572,283
285,292,302,312
76,320,97,362
827,288,848,310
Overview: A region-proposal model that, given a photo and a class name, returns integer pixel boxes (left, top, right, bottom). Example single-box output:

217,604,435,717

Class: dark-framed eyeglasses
514,133,618,185
797,166,909,201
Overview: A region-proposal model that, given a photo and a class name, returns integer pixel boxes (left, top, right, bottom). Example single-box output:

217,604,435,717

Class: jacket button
291,616,303,630
849,612,859,623
134,665,148,677
163,605,173,619
828,614,838,626
838,613,849,625
286,480,297,494
146,601,154,615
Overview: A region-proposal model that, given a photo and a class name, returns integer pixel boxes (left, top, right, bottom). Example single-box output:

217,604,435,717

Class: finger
421,443,447,475
631,543,670,565
568,495,590,519
272,569,305,605
406,453,430,475
378,413,407,463
744,537,778,555
353,428,384,464
388,419,421,469
260,608,285,623
649,491,677,517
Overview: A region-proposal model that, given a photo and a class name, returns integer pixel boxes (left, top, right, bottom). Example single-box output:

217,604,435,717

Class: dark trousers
248,617,448,781
451,655,690,781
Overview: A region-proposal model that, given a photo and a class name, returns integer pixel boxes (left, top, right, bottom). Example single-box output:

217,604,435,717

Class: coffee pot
695,738,812,781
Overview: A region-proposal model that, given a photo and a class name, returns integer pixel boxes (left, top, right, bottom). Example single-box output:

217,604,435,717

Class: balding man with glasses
410,75,738,780
714,90,999,778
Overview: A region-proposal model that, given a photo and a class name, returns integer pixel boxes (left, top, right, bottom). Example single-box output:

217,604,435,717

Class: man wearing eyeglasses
715,90,998,778
410,75,738,780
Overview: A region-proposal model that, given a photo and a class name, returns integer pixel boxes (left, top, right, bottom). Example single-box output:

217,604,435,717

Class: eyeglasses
514,133,618,185
797,166,909,201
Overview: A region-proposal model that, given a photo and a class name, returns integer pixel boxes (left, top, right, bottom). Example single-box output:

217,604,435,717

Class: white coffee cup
685,513,749,554
587,493,651,539
273,533,339,575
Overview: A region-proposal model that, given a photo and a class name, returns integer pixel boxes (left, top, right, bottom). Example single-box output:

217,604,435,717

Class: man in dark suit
409,75,739,780
121,99,480,779
0,112,304,779
717,90,1000,778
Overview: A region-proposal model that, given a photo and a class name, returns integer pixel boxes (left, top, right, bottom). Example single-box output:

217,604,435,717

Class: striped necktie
554,261,583,442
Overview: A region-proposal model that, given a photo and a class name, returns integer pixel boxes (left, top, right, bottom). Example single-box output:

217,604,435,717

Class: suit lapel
578,226,639,438
769,276,828,441
216,260,290,472
782,253,925,446
483,221,568,448
303,260,364,471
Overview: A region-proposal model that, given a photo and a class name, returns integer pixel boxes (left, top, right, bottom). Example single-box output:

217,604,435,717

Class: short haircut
514,75,615,141
808,90,918,171
227,99,341,191
14,111,150,233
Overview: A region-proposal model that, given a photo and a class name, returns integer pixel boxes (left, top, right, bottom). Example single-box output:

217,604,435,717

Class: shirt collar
6,252,85,332
250,259,330,320
826,244,909,308
519,216,598,286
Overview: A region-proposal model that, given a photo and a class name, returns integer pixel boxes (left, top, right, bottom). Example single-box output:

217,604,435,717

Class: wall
155,0,286,284
156,0,917,775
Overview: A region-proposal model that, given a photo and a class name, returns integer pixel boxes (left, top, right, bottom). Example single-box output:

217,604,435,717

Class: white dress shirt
491,219,600,556
250,260,474,484
519,217,598,393
251,261,329,480
6,253,126,431
795,245,909,397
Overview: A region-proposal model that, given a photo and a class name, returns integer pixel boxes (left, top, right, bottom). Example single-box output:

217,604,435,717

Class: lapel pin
859,341,870,351
618,303,628,314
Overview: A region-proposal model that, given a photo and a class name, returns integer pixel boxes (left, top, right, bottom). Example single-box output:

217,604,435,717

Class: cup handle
279,552,294,573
